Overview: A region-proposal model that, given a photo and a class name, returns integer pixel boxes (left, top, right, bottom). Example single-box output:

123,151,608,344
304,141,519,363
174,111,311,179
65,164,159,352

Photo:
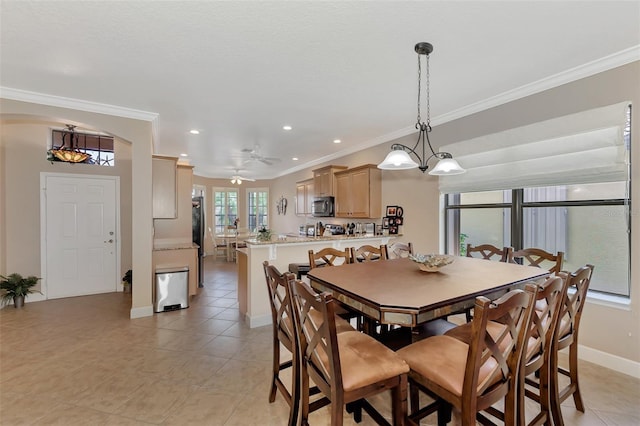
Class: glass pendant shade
428,157,466,175
377,149,419,170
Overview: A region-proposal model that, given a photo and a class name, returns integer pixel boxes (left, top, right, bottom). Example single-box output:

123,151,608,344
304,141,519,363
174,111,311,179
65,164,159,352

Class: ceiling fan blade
259,159,273,165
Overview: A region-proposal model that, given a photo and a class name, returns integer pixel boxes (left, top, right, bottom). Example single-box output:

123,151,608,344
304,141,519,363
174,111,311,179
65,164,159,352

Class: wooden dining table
307,256,549,328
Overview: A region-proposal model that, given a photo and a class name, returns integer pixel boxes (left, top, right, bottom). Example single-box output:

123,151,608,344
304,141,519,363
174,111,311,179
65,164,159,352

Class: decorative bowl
409,253,454,272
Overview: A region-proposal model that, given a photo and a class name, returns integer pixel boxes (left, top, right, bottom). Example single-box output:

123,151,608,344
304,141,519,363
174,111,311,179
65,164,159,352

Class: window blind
438,101,630,193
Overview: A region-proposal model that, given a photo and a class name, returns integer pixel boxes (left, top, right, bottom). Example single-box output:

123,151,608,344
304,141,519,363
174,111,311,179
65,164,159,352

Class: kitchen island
237,234,396,327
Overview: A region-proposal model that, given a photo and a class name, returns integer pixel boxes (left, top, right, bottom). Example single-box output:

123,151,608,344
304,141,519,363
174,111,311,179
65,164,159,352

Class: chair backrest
349,244,388,262
555,265,594,348
464,284,537,409
509,248,564,274
289,279,341,398
524,275,567,372
388,242,413,259
308,247,352,269
262,261,297,350
466,244,513,262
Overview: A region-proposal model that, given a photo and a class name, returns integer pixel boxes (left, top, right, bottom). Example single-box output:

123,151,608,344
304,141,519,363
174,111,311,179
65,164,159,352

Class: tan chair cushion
337,331,409,392
397,335,499,397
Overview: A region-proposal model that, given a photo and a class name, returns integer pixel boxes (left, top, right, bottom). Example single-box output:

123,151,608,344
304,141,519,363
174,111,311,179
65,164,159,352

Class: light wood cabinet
296,178,314,216
334,164,382,218
152,155,178,218
313,165,347,197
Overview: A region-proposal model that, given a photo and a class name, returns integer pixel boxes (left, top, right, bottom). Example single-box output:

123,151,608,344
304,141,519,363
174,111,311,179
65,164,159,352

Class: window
248,189,269,231
50,129,114,166
213,189,238,234
443,103,631,297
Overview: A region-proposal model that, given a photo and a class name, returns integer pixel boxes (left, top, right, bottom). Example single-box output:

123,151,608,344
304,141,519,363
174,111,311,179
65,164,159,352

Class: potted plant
122,269,132,293
0,273,41,308
256,226,272,242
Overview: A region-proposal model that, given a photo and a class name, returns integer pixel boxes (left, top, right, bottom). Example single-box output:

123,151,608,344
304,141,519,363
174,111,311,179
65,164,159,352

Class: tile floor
1,257,639,425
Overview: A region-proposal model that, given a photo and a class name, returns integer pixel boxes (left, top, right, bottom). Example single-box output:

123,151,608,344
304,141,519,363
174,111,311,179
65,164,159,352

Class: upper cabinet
296,178,314,216
152,155,178,219
334,164,382,218
313,165,347,197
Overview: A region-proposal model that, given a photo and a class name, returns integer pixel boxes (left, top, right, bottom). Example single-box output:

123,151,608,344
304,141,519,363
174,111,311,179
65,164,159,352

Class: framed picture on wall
395,217,403,225
386,206,398,217
383,217,390,229
396,206,404,217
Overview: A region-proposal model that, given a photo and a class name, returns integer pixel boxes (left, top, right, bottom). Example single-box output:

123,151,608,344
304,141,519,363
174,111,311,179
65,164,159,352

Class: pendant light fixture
378,42,465,175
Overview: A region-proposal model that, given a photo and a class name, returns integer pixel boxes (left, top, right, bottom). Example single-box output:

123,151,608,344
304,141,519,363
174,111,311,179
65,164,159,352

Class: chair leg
269,333,279,403
409,381,420,415
392,375,408,426
300,361,311,426
550,343,565,426
569,342,585,412
288,348,300,426
437,401,452,426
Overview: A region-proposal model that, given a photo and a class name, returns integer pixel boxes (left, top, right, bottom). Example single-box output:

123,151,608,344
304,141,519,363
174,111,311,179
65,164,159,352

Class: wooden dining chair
263,261,356,426
262,262,299,426
550,264,594,426
509,248,564,274
349,244,388,263
443,275,566,426
388,242,413,259
308,247,359,328
308,247,352,268
397,284,537,426
466,243,513,262
461,244,514,321
289,279,409,426
208,227,228,260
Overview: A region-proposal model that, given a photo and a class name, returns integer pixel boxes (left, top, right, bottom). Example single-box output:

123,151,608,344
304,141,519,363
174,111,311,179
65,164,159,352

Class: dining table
307,256,549,328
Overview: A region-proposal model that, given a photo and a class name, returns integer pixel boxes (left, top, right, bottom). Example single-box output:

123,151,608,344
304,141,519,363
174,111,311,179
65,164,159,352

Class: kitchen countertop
153,241,199,251
244,234,397,246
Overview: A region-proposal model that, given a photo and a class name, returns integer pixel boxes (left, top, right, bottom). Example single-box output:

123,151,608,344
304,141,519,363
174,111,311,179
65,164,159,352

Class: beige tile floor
1,256,638,425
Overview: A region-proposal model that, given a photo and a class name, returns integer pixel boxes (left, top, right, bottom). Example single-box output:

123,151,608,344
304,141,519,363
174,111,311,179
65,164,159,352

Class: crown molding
0,87,159,122
434,45,640,126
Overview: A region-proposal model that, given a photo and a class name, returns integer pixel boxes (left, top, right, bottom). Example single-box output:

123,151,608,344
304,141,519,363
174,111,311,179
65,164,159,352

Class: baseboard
579,344,640,379
130,305,154,319
246,313,271,328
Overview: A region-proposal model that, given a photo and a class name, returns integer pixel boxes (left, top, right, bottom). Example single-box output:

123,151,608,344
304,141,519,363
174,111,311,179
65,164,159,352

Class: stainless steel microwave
312,196,335,217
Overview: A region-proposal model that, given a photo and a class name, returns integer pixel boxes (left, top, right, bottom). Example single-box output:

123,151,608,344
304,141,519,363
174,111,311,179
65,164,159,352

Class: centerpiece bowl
409,253,454,272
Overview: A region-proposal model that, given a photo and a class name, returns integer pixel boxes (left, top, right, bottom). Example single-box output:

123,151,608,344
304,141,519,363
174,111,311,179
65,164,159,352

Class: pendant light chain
416,52,431,131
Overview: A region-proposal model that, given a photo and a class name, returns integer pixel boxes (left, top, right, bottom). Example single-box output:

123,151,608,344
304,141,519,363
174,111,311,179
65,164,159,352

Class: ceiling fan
230,169,255,185
241,145,281,166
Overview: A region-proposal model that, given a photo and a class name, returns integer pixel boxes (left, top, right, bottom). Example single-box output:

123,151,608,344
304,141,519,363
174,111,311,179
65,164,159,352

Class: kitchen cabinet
152,155,178,218
334,164,382,218
296,178,314,216
313,165,347,197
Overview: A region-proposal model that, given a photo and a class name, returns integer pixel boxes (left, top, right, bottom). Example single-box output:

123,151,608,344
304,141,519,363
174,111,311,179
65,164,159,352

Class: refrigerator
192,196,205,287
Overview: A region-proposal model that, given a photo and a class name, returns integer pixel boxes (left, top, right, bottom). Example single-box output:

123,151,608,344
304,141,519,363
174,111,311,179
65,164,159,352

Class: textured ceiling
1,1,639,179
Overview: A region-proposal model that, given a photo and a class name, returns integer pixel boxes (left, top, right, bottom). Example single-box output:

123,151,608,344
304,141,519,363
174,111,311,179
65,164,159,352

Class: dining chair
262,262,300,426
308,247,353,268
232,227,252,263
550,264,594,426
397,284,537,426
387,242,413,259
462,244,514,322
262,261,356,426
466,243,513,262
349,244,388,262
443,275,566,426
509,248,564,274
289,279,409,426
208,227,228,260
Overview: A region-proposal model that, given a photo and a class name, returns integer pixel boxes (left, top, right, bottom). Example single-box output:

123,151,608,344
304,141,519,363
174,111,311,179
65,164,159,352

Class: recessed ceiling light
283,125,292,131
333,139,341,144
180,153,188,157
189,129,200,134
292,157,298,161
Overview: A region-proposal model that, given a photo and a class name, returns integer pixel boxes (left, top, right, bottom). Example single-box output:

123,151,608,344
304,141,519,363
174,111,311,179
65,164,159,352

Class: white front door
43,174,118,298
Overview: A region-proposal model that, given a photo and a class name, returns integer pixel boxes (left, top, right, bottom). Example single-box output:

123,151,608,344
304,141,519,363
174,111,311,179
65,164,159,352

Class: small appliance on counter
324,224,346,235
